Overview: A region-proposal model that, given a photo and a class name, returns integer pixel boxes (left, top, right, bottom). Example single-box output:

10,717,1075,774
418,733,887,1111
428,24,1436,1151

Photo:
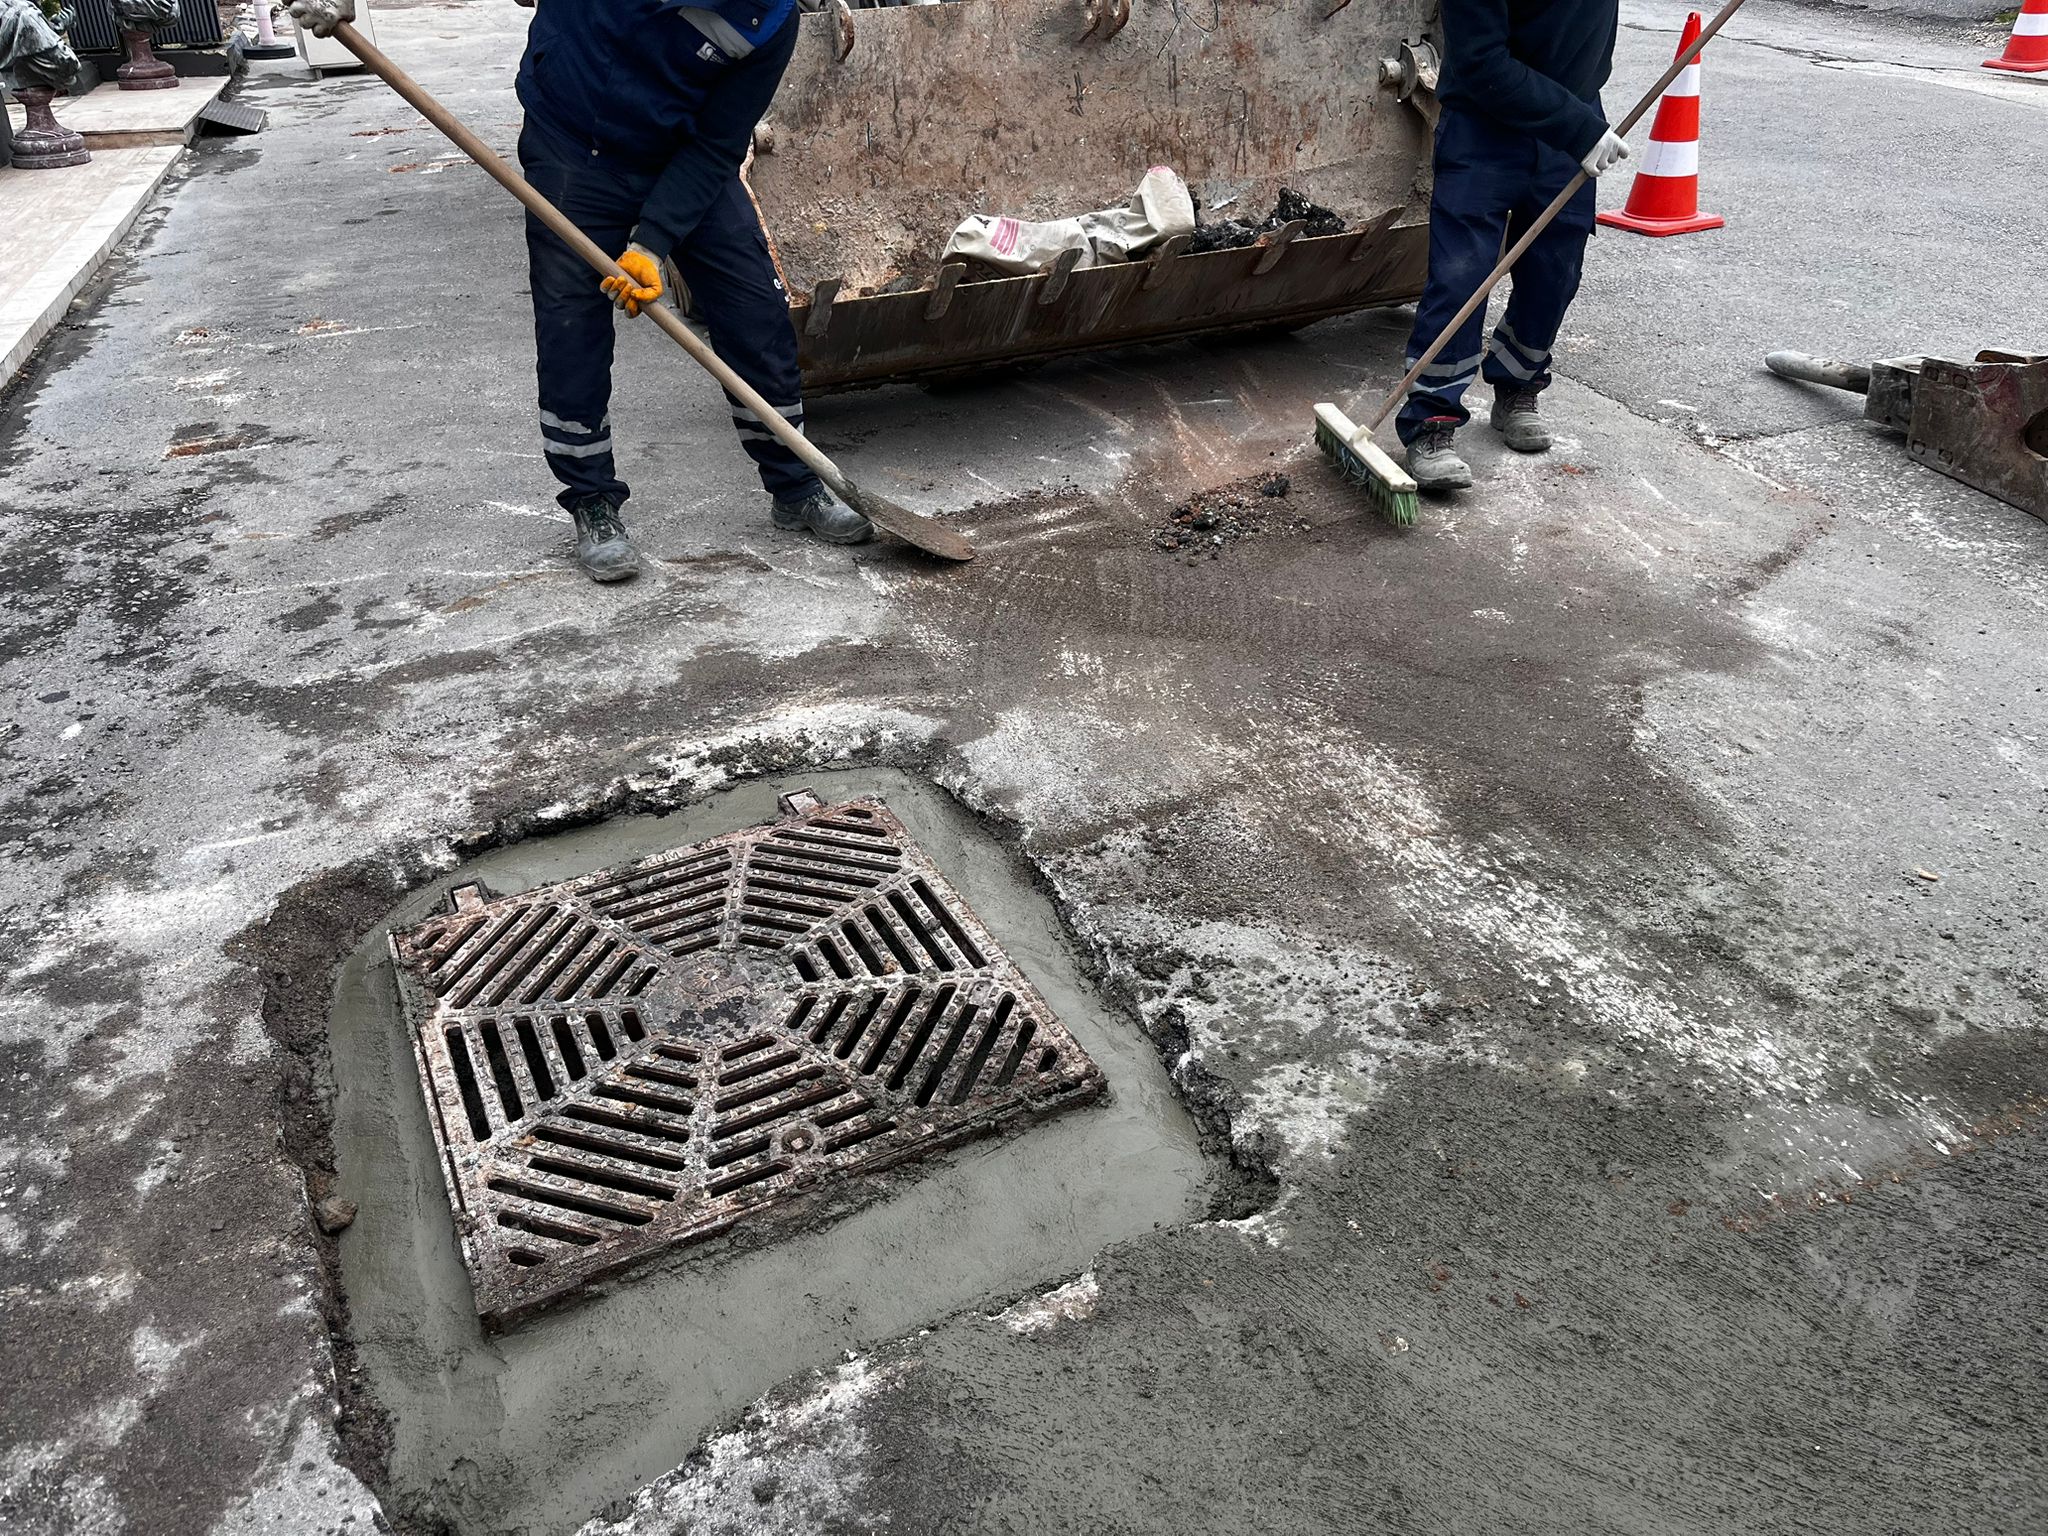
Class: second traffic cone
1598,11,1725,238
1985,0,2048,72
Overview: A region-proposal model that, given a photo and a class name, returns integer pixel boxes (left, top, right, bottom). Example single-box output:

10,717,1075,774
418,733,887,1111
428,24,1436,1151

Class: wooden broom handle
1366,0,1750,432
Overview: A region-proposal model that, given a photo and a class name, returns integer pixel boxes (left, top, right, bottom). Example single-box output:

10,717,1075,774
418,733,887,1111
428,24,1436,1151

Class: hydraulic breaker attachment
1767,348,2048,524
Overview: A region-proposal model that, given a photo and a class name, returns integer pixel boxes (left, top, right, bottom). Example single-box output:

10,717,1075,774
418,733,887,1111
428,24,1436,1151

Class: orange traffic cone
1986,0,2048,72
1598,11,1724,238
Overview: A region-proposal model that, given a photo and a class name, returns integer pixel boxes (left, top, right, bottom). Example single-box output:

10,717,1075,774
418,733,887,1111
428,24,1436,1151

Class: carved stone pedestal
116,25,178,88
10,84,91,167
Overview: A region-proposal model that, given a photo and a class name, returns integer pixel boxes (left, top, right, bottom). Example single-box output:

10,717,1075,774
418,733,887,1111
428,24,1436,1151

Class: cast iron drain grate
388,791,1106,1327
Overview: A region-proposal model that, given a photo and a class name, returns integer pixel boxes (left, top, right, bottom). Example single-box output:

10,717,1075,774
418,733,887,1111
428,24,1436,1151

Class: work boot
771,485,873,546
1405,418,1473,492
1489,387,1553,453
567,494,640,583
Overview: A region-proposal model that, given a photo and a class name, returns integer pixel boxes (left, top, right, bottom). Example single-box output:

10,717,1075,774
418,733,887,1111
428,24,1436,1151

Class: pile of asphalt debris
1152,472,1298,557
1188,188,1348,254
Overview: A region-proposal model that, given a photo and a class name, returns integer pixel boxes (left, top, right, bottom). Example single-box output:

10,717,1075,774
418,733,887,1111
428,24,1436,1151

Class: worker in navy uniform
290,0,868,583
1397,0,1631,493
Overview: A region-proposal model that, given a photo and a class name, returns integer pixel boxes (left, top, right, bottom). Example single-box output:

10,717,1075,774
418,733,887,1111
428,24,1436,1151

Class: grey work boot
771,484,873,546
1405,419,1473,492
1489,387,1554,453
567,494,640,583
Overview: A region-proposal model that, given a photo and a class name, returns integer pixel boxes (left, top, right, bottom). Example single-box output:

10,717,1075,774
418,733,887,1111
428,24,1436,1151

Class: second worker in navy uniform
1396,0,1632,493
291,0,868,583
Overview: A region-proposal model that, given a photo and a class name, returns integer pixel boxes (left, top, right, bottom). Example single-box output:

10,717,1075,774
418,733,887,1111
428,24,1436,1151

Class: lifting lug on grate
1346,205,1408,263
1142,233,1191,291
805,279,841,338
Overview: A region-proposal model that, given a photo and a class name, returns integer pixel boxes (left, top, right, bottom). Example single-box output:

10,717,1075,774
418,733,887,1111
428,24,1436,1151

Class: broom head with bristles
1313,403,1420,529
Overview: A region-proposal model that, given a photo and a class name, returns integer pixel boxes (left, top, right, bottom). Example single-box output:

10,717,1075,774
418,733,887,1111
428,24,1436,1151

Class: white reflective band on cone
2016,12,2048,34
1639,138,1701,178
1667,62,1702,96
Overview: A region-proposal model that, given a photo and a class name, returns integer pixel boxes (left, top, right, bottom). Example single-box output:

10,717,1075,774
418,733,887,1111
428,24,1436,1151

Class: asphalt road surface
1,2,2044,1533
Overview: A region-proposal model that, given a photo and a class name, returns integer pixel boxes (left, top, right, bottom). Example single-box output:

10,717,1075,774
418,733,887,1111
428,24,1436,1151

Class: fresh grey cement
328,770,1211,1536
6,2,2048,1532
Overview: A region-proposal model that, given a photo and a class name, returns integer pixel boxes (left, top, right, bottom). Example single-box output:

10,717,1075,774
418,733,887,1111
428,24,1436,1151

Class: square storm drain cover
388,792,1105,1327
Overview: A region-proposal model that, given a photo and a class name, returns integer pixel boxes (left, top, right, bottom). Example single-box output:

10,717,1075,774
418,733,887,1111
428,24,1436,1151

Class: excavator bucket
742,0,1441,393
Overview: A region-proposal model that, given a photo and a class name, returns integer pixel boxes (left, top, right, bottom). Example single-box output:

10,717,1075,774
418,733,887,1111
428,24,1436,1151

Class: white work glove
287,0,354,37
1580,128,1631,178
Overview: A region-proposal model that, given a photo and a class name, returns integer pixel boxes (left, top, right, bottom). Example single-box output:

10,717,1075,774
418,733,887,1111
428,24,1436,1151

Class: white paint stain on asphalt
579,1356,903,1536
992,1272,1101,1333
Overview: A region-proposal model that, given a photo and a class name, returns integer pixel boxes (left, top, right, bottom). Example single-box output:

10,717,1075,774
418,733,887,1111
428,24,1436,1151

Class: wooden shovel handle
330,20,856,496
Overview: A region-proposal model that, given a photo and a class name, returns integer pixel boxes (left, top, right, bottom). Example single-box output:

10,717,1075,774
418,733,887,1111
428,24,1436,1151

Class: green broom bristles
1313,403,1420,529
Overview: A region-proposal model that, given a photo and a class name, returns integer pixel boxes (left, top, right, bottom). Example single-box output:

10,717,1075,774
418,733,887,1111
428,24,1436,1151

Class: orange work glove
600,243,663,317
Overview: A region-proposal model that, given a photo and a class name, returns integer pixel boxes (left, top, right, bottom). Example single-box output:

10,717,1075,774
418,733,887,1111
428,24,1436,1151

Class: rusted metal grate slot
389,792,1105,1328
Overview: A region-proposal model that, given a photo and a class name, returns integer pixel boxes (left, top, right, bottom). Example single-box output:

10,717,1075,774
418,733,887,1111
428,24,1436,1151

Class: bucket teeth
787,219,1426,393
925,264,966,321
1252,219,1307,275
805,279,842,337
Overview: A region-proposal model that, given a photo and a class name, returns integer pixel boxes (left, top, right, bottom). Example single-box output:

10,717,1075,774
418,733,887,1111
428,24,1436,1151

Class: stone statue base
243,5,296,59
116,26,178,89
11,85,90,168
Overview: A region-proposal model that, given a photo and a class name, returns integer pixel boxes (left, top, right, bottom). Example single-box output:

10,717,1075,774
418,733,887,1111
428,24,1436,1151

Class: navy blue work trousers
1396,108,1597,445
516,118,820,508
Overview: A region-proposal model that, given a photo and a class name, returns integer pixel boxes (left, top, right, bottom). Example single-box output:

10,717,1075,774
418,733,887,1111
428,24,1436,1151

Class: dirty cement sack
944,166,1196,276
1078,166,1197,261
942,212,1095,277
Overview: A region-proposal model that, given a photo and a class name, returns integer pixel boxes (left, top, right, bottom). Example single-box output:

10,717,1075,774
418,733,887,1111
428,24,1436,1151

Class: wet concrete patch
328,769,1212,1536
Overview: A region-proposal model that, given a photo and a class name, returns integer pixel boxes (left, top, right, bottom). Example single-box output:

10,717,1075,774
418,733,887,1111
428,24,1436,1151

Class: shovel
328,20,974,563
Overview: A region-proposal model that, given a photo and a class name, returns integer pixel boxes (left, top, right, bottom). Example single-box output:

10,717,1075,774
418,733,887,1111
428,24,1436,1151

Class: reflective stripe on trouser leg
1481,177,1594,398
1394,204,1501,443
670,177,823,502
519,117,643,509
542,413,613,457
725,395,811,499
1397,354,1481,440
1486,319,1550,384
540,412,619,493
1395,115,1515,444
1398,109,1596,440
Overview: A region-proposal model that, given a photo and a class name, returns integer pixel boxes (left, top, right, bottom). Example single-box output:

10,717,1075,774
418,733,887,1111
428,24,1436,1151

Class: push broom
1315,0,1750,528
325,20,974,563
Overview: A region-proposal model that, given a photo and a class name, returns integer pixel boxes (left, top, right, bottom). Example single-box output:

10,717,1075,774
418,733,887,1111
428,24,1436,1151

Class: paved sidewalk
0,144,183,382
1,74,243,384
6,74,232,149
